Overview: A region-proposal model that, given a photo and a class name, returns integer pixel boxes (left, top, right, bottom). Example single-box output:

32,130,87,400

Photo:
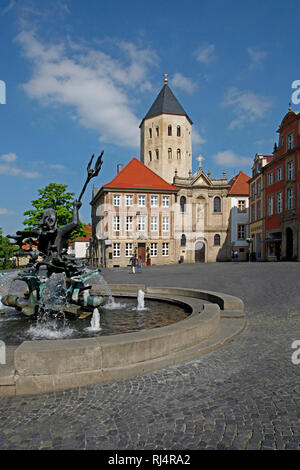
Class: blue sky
0,0,300,234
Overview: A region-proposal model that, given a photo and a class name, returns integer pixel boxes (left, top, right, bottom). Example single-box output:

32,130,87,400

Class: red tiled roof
228,171,250,195
103,158,178,191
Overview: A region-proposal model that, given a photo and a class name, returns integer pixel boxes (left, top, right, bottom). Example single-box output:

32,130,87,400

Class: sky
0,0,300,235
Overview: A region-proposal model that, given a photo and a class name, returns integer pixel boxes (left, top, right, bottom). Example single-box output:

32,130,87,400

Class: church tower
140,74,193,184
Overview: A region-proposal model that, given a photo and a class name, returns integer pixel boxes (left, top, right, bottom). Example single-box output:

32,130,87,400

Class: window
238,200,246,212
113,216,120,232
180,196,186,213
287,187,294,210
287,160,294,180
276,192,282,214
150,216,158,232
180,234,186,247
168,125,172,136
168,148,172,159
287,133,294,150
276,167,282,181
138,195,146,207
177,126,181,137
113,195,121,207
268,195,274,216
251,204,255,222
126,216,133,232
237,225,246,240
150,242,158,257
177,149,181,160
214,197,221,213
162,216,169,232
150,195,158,207
279,134,284,147
162,196,170,207
156,126,159,137
138,215,146,231
149,128,152,138
125,243,133,257
125,195,133,206
149,151,152,162
113,243,120,257
162,242,169,256
257,179,261,197
256,200,261,220
155,149,159,160
251,184,255,200
267,172,274,185
214,234,221,246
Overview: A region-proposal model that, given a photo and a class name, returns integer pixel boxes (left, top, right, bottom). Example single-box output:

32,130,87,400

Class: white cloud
223,87,272,129
212,150,252,168
49,164,65,170
247,47,267,70
16,31,159,148
170,73,197,94
0,208,16,215
192,129,206,146
0,153,40,178
195,44,216,64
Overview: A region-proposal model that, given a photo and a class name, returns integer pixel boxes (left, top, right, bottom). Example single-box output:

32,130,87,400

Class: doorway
286,228,293,259
195,241,205,263
138,243,146,263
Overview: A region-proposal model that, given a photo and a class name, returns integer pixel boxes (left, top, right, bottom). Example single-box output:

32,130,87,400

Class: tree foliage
0,227,16,270
23,183,86,241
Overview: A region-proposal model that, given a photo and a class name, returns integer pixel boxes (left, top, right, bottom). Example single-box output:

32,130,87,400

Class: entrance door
195,241,205,263
138,243,146,263
286,228,293,259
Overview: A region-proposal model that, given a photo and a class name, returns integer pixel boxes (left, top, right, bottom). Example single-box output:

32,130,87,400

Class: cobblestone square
0,262,300,450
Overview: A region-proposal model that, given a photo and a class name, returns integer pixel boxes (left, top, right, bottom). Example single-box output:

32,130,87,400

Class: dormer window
168,125,172,136
287,133,294,150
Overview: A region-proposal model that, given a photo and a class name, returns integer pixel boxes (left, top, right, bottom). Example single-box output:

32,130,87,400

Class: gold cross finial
197,155,204,169
164,73,168,84
288,102,292,112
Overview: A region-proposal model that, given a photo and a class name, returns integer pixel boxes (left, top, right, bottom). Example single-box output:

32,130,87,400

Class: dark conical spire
140,76,192,127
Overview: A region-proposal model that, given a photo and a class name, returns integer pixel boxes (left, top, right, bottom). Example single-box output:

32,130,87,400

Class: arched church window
149,128,152,138
149,150,152,162
168,148,172,159
156,149,159,160
168,125,172,136
177,149,181,160
177,126,181,137
156,126,159,137
214,197,221,213
180,196,186,213
181,234,186,247
214,234,221,246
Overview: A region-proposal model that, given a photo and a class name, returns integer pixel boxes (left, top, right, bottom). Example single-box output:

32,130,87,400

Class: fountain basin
0,285,246,397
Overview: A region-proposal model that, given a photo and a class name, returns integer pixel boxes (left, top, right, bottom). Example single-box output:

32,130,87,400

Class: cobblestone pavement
1,262,300,450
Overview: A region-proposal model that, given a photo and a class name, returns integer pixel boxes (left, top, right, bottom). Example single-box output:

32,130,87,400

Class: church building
90,75,232,267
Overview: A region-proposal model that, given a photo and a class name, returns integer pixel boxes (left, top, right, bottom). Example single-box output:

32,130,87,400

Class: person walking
137,256,143,273
130,254,137,274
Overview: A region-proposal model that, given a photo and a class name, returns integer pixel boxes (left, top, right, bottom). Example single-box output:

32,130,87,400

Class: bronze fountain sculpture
1,152,104,319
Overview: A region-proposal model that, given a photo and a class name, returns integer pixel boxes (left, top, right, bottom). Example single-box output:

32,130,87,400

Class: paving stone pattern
0,262,300,450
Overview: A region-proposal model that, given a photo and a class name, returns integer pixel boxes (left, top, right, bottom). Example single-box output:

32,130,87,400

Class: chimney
117,164,123,174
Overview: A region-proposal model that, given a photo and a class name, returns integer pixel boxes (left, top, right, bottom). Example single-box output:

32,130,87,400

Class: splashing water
137,289,146,311
86,308,101,331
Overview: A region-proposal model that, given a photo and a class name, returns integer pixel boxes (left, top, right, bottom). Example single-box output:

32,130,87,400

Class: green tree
23,183,86,241
0,228,16,270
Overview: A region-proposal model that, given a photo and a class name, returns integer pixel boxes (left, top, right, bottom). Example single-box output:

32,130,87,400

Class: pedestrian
234,250,238,262
130,254,137,274
137,256,143,273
